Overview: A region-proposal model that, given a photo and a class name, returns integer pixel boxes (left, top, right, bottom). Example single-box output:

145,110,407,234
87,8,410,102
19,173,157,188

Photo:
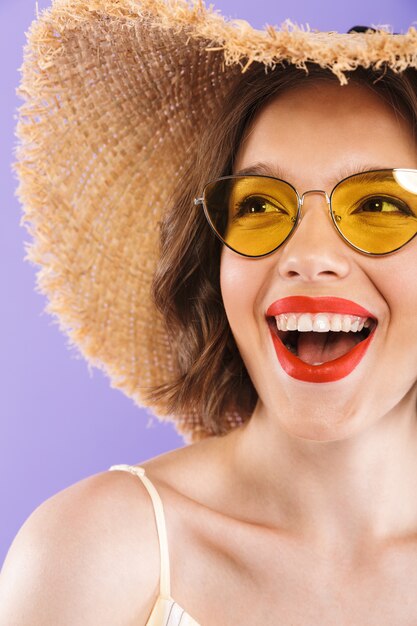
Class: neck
225,386,417,558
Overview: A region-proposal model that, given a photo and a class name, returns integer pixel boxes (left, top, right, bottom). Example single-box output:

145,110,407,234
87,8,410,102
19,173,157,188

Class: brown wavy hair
144,61,417,439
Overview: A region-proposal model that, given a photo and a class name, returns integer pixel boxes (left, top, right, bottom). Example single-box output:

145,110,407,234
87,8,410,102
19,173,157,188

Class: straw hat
15,0,417,443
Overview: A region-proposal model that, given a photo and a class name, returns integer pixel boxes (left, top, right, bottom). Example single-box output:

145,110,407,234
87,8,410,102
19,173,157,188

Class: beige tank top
108,464,201,626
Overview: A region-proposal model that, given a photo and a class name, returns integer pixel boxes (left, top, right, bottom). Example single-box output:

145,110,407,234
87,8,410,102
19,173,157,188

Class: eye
353,195,414,216
234,195,286,217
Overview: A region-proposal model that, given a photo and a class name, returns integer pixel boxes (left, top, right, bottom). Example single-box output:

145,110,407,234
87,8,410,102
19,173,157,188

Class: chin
278,406,364,443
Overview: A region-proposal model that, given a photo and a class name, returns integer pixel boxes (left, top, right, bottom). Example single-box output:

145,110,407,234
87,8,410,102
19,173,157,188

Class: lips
266,295,378,321
265,296,378,383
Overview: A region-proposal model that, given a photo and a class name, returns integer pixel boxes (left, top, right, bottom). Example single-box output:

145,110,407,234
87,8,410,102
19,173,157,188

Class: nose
276,190,351,282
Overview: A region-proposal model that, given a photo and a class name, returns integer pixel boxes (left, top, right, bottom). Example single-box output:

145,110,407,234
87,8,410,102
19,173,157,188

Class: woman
1,0,417,623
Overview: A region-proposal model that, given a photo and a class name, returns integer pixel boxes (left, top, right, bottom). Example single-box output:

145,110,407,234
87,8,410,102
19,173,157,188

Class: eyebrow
233,161,395,186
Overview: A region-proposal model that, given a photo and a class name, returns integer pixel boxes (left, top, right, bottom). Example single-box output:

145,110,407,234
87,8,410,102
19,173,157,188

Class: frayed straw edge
21,0,417,87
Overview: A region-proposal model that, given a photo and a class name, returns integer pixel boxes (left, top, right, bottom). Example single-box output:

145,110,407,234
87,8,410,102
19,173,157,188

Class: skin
3,79,417,625
119,80,417,623
218,79,417,560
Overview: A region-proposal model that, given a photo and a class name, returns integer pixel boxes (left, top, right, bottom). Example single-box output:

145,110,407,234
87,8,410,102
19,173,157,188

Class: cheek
377,253,417,312
386,271,417,343
368,253,417,363
220,247,264,339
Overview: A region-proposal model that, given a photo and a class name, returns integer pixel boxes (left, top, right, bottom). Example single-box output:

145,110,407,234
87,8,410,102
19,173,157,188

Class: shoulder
0,467,161,625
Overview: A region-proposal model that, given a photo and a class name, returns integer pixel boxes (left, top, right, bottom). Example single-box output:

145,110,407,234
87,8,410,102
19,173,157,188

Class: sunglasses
194,169,417,257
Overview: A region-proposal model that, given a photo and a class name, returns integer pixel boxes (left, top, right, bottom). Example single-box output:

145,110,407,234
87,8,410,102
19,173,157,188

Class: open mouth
267,317,378,365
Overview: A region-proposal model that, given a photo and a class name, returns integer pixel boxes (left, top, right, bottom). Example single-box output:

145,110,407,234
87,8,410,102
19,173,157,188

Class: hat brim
14,0,417,442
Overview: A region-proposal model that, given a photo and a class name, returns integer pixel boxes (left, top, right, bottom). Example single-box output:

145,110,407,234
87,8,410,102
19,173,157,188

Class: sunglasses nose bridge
299,189,331,212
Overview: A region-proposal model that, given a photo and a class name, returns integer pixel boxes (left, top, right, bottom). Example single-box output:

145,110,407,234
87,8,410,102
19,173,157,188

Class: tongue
297,331,362,365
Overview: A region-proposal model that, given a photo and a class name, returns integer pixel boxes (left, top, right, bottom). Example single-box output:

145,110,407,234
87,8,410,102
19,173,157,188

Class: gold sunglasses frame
194,168,417,258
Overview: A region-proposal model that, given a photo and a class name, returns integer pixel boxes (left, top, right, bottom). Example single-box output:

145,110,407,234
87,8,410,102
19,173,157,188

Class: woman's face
220,79,417,440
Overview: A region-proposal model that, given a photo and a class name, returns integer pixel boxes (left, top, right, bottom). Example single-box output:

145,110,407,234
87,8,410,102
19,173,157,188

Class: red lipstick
266,296,377,320
266,296,378,383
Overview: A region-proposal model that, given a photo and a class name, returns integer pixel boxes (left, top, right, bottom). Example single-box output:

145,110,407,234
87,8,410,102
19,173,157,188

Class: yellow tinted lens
332,170,417,254
203,176,298,256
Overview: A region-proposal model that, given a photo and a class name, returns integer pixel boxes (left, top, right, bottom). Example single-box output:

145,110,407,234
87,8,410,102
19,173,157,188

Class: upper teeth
275,313,372,333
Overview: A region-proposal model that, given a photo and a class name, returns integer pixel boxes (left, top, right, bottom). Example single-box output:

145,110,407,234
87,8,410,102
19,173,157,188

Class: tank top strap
108,464,171,598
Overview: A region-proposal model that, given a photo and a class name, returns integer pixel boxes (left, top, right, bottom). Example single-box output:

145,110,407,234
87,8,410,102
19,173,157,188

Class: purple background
1,0,416,566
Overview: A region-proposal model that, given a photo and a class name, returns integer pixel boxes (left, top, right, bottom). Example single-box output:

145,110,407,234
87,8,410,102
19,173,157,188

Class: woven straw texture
15,0,417,443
